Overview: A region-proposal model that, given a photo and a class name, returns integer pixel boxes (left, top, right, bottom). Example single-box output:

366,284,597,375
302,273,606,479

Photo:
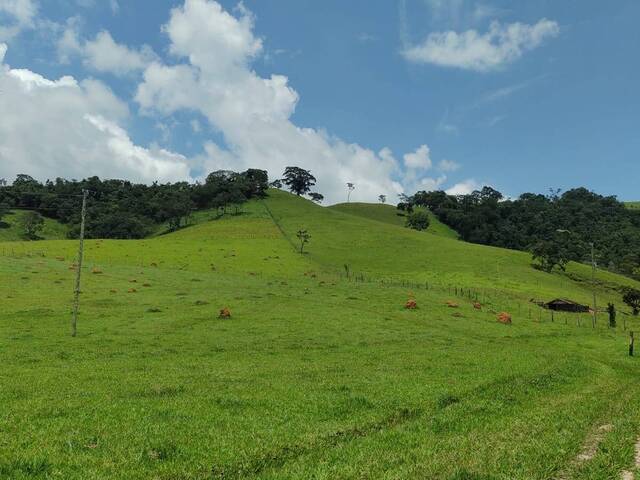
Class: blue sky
0,0,638,203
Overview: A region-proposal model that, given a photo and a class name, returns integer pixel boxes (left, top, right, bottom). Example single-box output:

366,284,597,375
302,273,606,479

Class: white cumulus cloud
438,159,460,172
0,0,37,40
446,179,481,195
135,0,450,203
402,19,559,71
0,43,190,183
403,144,432,170
58,24,156,76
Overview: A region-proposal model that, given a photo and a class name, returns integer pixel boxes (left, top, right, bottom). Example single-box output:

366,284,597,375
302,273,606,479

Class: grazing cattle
473,302,482,310
405,299,417,309
219,308,232,319
446,301,459,308
497,312,512,325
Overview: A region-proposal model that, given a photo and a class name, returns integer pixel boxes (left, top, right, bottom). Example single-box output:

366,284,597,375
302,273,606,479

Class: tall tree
406,211,430,231
347,183,355,202
623,288,640,316
282,167,316,196
296,229,311,254
20,211,44,240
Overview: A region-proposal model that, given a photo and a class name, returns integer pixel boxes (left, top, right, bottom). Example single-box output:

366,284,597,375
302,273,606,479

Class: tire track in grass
209,407,421,479
554,424,614,480
620,437,640,480
209,367,587,479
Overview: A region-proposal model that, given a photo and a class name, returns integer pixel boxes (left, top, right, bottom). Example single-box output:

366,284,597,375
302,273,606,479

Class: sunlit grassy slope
627,202,640,210
329,202,459,239
0,210,68,241
2,189,640,479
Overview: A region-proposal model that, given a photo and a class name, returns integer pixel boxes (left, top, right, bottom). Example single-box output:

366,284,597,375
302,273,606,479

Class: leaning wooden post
630,331,634,357
71,189,88,338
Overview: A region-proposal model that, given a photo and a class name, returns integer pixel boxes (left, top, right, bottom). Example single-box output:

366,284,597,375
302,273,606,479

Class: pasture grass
0,210,68,242
328,202,459,239
2,190,640,479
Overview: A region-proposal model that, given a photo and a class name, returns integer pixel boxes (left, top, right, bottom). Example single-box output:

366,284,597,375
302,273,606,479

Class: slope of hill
267,190,637,304
329,202,459,239
0,210,68,242
627,202,640,210
2,190,640,479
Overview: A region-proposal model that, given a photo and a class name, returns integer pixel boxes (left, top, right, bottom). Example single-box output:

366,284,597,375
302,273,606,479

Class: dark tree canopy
530,238,571,273
309,192,324,203
406,211,430,231
0,201,9,223
20,211,44,240
282,167,316,196
408,186,640,280
0,169,270,240
623,288,640,316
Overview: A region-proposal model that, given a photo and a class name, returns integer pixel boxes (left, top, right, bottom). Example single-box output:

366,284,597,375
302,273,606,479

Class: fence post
629,331,634,357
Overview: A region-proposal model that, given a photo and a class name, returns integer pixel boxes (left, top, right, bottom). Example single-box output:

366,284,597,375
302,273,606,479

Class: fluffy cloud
134,0,454,203
438,159,460,172
402,19,559,71
0,0,37,40
58,24,155,76
0,43,190,183
403,144,432,170
446,179,481,195
3,0,467,202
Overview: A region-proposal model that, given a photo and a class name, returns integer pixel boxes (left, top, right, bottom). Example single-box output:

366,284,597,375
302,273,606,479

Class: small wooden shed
545,298,590,313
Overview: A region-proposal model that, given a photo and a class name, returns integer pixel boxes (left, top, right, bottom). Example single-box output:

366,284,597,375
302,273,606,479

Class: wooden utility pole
630,331,634,357
591,242,598,328
71,190,88,337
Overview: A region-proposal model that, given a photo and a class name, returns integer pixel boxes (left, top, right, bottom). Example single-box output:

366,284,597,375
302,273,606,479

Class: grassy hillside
329,202,459,239
2,190,640,479
627,202,640,210
0,210,68,241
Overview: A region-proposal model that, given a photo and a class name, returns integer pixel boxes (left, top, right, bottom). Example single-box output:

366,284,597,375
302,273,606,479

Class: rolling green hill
329,202,459,239
627,202,640,210
0,210,68,242
2,189,640,479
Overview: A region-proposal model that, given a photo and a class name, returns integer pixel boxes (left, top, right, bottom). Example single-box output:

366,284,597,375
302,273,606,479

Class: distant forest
408,187,640,280
0,170,269,239
2,171,639,281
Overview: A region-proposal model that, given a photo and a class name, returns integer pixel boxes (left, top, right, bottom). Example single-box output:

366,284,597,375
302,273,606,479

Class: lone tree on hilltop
20,211,44,240
623,288,640,316
282,167,316,196
309,192,324,203
296,229,311,254
347,183,355,202
378,195,386,204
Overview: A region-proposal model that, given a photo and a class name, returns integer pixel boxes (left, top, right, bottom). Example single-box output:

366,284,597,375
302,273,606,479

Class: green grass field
2,190,640,479
0,210,69,242
329,202,459,239
627,202,640,210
